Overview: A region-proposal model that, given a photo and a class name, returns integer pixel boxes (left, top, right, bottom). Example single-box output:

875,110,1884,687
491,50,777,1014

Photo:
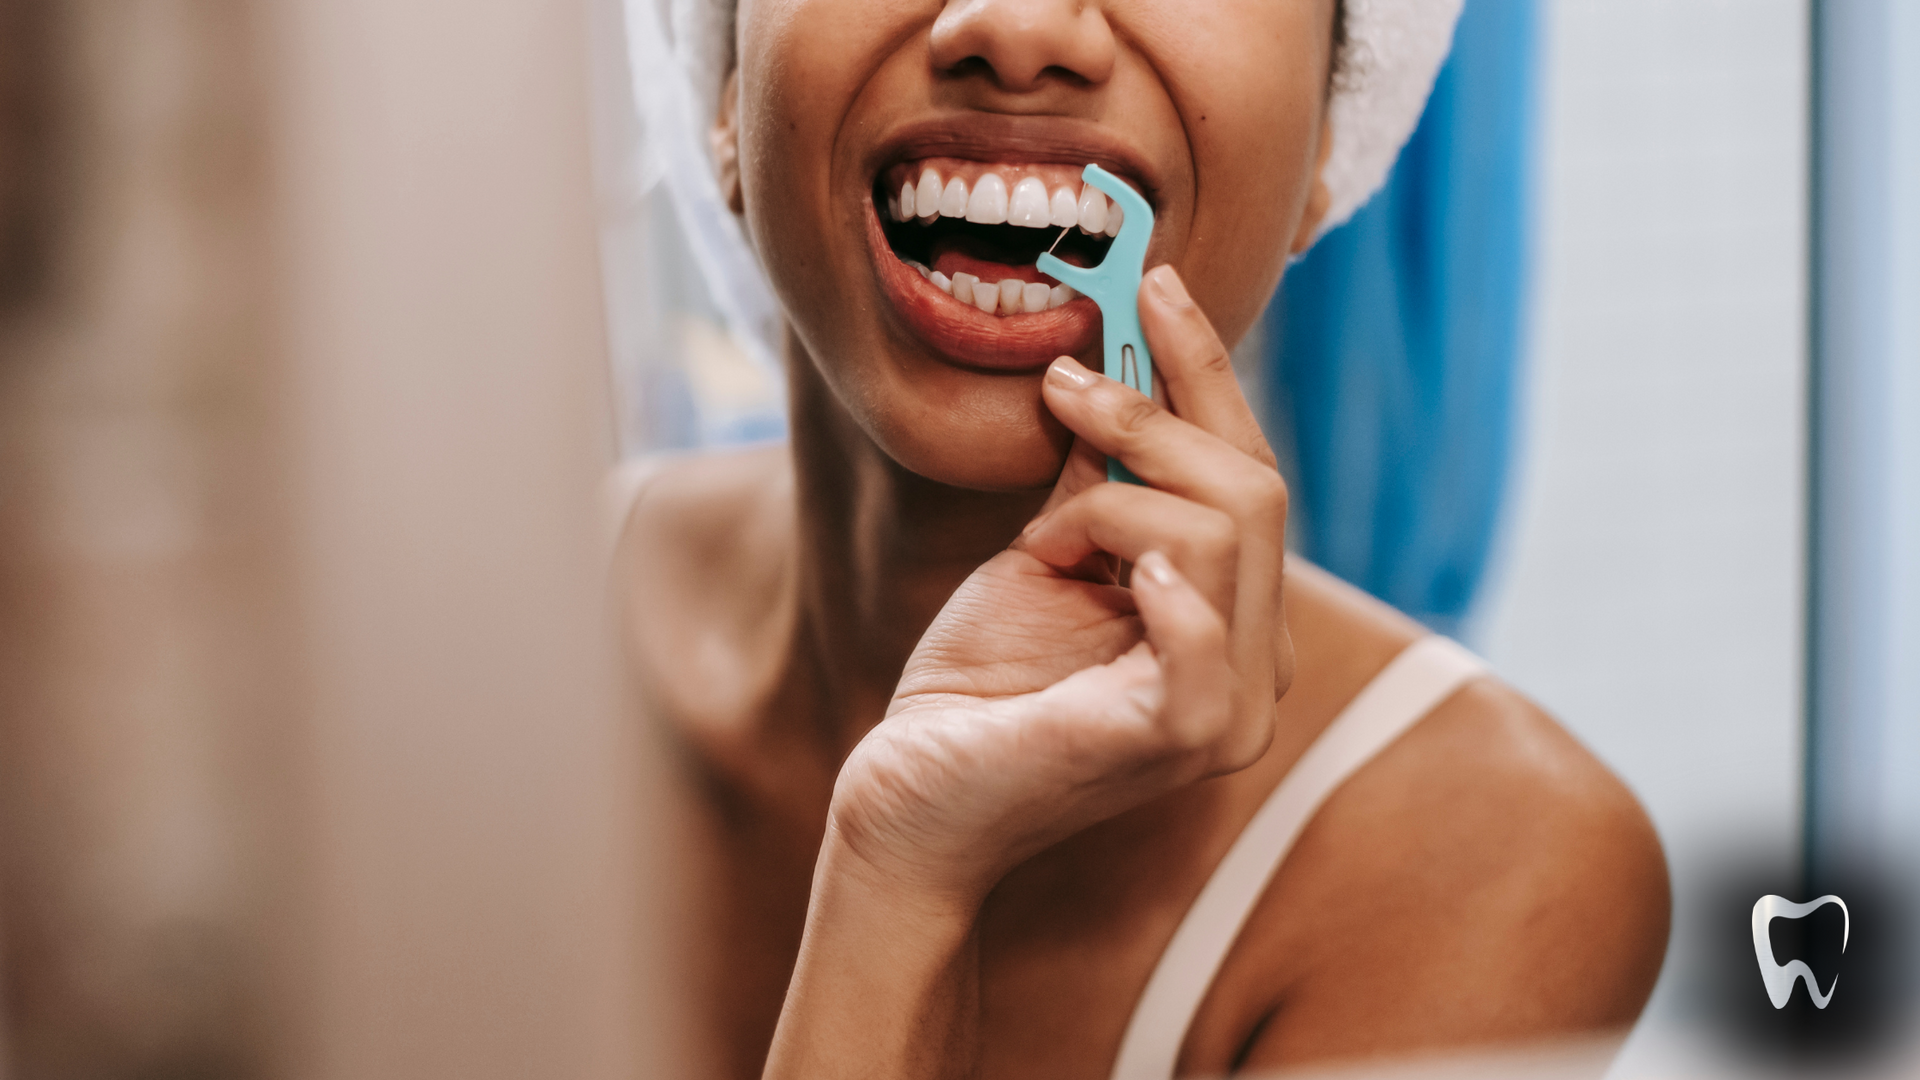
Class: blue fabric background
1270,0,1536,635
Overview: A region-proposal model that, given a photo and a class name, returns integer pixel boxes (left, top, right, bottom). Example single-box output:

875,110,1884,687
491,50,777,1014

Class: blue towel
1271,0,1537,635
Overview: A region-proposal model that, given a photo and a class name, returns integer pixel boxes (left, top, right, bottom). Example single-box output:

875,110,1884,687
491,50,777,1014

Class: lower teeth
907,261,1074,315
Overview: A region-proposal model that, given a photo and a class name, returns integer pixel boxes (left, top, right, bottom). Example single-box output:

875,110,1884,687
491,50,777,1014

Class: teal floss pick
1036,163,1155,485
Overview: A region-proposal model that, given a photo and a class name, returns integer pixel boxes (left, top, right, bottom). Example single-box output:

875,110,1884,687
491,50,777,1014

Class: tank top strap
1108,635,1489,1080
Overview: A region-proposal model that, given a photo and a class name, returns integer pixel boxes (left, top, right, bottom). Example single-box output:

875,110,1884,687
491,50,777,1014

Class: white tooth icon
1077,185,1108,234
916,170,943,219
1047,284,1074,309
938,177,969,218
1022,282,1050,314
929,270,952,295
966,173,1010,224
1008,177,1051,228
899,181,916,221
997,279,1023,313
1049,186,1079,227
950,271,978,298
1751,894,1849,1009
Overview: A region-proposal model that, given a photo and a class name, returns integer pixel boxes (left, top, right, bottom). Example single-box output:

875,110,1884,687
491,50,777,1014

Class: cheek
1143,1,1330,342
735,0,901,356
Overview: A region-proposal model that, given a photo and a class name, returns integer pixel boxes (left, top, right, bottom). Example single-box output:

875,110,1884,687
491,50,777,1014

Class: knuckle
1247,437,1281,471
1193,342,1235,380
1168,512,1236,571
1202,510,1239,562
1245,473,1289,533
1110,391,1162,438
1214,711,1277,772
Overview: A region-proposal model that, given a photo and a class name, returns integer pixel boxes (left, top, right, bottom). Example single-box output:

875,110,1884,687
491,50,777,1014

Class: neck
783,333,1049,750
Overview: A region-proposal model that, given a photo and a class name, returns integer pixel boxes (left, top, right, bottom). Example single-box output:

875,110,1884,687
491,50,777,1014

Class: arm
764,834,981,1080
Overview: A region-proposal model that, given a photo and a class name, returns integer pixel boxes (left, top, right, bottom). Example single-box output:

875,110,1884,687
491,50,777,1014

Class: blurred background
1,0,1915,1077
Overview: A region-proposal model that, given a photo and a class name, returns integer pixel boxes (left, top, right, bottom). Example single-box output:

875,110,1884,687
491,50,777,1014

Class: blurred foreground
0,1,663,1077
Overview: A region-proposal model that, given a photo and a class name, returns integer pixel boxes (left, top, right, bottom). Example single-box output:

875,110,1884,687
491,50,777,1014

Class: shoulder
1208,563,1670,1065
613,445,799,738
614,444,793,568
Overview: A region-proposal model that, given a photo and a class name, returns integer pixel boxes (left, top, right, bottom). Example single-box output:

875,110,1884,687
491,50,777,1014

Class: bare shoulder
613,445,797,737
1213,563,1670,1067
615,444,793,566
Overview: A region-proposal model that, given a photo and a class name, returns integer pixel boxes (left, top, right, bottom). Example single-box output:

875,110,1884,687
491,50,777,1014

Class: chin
855,359,1075,493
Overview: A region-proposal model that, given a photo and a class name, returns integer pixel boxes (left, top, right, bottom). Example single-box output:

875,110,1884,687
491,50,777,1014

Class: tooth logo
1751,894,1849,1009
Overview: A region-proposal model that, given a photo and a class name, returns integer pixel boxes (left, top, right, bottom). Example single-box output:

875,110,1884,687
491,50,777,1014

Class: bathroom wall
1472,0,1811,1048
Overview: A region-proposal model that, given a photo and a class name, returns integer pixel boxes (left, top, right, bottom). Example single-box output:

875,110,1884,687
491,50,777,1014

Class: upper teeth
891,166,1124,238
888,162,1133,316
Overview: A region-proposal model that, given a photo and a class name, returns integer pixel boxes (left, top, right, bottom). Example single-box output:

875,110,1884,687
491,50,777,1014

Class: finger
1041,358,1287,715
1019,483,1238,618
1028,432,1106,522
1042,357,1289,543
1139,265,1276,468
1130,551,1253,769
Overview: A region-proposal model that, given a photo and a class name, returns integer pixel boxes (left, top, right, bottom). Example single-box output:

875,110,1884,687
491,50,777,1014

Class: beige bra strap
1108,636,1488,1080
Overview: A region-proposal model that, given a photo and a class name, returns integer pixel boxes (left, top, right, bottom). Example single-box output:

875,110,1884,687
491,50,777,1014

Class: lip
861,114,1160,373
866,113,1163,205
867,207,1101,372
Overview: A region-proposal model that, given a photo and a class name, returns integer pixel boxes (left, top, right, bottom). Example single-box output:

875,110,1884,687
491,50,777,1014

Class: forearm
763,831,983,1080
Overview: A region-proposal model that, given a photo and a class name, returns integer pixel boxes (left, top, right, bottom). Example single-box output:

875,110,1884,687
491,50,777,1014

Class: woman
615,1,1670,1077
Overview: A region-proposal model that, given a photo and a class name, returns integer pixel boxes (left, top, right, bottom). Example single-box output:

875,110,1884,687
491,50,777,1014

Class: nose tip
929,0,1116,92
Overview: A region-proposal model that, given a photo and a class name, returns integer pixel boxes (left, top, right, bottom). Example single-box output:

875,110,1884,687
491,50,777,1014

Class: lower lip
866,205,1101,372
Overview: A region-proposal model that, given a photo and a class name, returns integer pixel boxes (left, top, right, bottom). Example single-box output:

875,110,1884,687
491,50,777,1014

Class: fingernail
1047,356,1094,389
1019,508,1053,540
1147,265,1193,308
1136,550,1178,587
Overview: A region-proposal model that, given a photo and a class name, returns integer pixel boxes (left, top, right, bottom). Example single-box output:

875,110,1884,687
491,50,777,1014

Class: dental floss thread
1037,164,1155,485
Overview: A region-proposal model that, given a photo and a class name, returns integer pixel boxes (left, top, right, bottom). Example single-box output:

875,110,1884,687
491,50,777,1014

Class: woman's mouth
869,157,1145,372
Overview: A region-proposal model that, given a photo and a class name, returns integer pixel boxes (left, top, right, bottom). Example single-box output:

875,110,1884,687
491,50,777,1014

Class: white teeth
1050,186,1079,228
915,170,942,219
887,196,901,221
1104,200,1123,237
899,182,917,221
938,177,969,218
926,266,1075,317
997,278,1023,312
971,278,999,314
1008,177,1051,228
1077,186,1108,234
965,172,1009,224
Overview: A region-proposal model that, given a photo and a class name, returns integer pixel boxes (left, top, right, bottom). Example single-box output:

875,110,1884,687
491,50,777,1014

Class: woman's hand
828,264,1296,906
766,266,1293,1080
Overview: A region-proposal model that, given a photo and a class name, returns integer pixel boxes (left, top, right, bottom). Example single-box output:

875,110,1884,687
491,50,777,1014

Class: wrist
764,824,984,1079
815,816,986,939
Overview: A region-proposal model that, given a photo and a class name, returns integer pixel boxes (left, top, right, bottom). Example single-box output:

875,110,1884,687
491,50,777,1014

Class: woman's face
720,0,1336,491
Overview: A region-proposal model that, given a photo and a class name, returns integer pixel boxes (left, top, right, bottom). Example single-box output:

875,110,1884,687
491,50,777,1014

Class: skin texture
616,2,1671,1078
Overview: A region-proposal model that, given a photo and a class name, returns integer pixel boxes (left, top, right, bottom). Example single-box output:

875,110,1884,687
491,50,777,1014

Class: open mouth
875,158,1123,317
